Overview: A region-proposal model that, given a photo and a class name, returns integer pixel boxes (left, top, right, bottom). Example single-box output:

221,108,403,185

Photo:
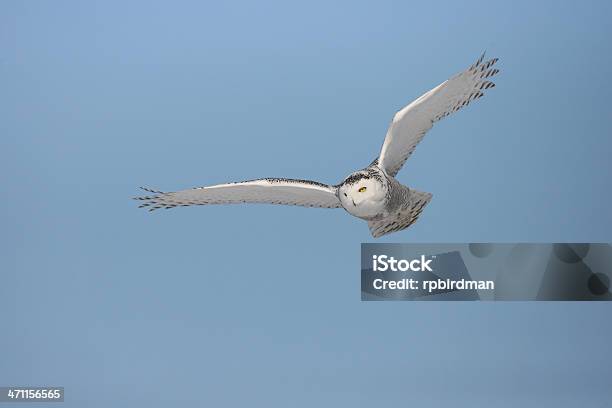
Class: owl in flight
135,54,499,237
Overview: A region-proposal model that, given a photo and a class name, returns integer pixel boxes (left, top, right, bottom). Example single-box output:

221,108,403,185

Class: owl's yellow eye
358,187,367,193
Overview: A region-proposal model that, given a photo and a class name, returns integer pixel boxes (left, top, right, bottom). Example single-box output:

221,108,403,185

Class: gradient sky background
1,0,611,406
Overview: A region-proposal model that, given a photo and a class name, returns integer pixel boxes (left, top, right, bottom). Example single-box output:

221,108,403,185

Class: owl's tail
367,189,432,238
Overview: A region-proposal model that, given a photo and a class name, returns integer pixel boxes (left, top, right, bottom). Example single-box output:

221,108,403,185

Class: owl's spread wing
134,178,341,211
377,53,499,177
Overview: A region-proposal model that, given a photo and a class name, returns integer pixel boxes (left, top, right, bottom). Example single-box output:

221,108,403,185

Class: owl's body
337,165,430,237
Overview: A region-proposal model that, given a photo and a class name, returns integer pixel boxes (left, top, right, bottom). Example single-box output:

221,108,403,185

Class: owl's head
338,171,387,218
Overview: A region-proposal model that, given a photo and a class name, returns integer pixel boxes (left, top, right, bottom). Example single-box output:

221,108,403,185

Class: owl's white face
338,172,387,219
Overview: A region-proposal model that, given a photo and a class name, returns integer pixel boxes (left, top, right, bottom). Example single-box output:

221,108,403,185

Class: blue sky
1,1,611,406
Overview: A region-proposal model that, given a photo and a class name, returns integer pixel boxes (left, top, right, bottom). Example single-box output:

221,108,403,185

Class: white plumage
378,53,498,177
135,54,499,237
135,179,341,210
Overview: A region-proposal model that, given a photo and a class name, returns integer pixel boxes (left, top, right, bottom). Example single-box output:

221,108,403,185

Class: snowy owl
135,54,499,237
